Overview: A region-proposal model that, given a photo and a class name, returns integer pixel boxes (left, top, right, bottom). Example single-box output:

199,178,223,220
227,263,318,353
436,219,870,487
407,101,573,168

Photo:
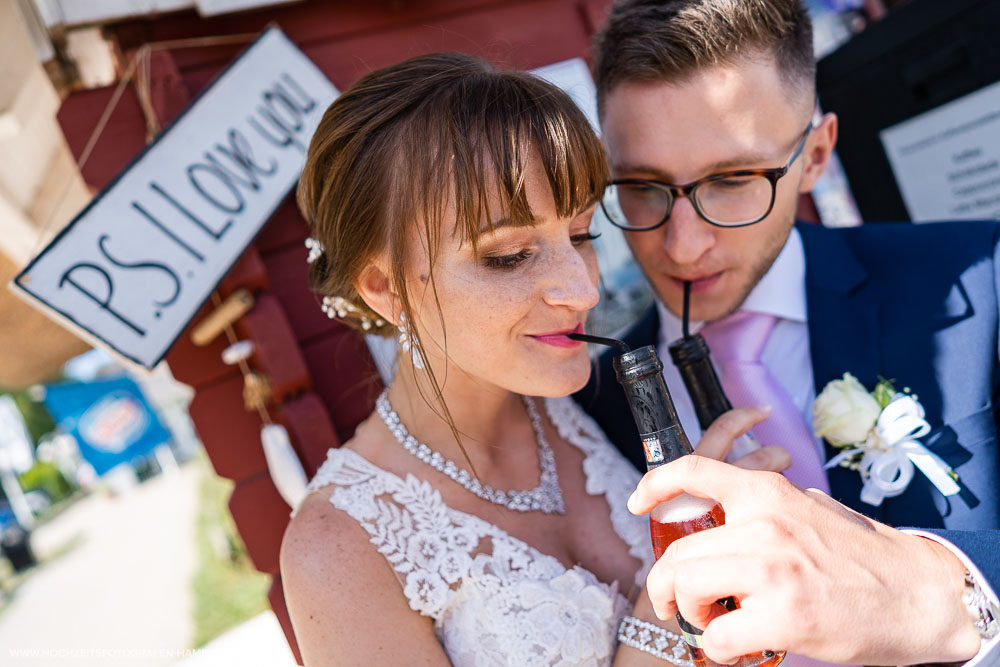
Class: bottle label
676,598,738,648
641,425,686,465
675,613,705,648
642,433,665,464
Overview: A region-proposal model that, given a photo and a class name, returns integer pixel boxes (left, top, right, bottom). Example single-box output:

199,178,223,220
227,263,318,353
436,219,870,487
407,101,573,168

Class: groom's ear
799,111,838,193
356,261,398,326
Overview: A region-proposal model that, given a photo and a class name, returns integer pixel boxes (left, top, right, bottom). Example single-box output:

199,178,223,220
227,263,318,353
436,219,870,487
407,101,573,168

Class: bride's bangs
425,69,609,254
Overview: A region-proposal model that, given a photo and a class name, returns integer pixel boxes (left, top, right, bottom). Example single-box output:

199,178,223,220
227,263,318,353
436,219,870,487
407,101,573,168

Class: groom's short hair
593,0,816,113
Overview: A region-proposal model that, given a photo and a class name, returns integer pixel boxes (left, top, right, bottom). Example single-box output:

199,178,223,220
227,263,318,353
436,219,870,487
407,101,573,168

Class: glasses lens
696,175,774,225
602,183,670,230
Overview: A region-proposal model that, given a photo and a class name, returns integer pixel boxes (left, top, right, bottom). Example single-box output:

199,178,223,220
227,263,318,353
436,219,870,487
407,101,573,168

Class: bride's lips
529,323,585,348
669,271,723,293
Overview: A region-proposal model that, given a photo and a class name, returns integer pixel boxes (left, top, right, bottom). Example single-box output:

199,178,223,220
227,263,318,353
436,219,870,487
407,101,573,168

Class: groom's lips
669,271,723,293
529,323,585,348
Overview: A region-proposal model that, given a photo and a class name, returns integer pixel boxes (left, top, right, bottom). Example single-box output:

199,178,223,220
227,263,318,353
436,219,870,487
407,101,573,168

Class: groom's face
601,56,823,323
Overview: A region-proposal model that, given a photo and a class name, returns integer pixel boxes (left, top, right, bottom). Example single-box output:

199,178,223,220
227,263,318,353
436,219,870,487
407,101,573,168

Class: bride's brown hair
297,52,607,432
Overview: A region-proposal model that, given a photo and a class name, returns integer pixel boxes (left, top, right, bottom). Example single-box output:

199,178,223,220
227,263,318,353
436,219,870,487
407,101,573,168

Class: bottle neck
613,345,694,472
668,334,733,431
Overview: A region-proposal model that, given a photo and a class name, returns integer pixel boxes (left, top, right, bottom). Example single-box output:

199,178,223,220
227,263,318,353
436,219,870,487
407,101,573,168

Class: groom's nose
662,198,716,266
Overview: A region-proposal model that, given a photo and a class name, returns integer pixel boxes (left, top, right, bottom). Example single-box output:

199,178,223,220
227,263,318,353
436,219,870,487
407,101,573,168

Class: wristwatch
963,570,1000,641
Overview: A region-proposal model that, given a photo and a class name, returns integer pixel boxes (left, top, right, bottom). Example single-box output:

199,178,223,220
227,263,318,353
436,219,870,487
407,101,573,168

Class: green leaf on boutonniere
873,378,896,409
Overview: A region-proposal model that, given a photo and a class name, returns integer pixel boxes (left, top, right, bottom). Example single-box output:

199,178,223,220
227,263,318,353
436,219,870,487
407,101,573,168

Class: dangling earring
397,312,425,370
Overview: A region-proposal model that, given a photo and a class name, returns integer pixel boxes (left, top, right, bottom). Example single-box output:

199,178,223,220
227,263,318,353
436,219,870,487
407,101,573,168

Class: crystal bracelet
617,615,695,666
964,569,1000,640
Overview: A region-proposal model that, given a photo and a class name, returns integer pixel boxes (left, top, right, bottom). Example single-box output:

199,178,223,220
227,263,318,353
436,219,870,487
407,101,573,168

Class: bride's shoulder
283,415,389,542
281,485,379,604
280,477,426,663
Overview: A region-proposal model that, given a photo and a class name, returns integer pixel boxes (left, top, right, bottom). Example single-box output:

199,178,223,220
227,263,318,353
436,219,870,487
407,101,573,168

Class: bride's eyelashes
571,231,601,246
481,231,601,270
483,248,532,270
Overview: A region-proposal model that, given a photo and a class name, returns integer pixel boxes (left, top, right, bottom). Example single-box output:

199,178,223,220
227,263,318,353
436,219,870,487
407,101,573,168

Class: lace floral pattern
304,396,653,666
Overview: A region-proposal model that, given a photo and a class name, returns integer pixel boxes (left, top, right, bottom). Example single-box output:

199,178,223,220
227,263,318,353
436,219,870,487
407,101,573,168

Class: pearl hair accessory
320,296,386,332
304,236,324,264
306,237,387,332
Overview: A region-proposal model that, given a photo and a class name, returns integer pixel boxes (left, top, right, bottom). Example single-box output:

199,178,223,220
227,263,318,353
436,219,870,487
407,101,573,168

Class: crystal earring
397,312,425,370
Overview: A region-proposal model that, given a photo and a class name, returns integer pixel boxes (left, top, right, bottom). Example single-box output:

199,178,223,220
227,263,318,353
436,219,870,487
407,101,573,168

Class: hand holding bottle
627,455,981,666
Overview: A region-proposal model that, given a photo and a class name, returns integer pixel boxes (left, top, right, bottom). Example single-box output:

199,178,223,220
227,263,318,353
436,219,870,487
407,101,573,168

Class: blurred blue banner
43,376,170,475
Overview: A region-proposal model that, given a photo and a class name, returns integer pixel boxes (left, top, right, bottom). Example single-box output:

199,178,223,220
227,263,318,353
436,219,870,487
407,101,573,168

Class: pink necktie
701,312,848,667
700,311,830,493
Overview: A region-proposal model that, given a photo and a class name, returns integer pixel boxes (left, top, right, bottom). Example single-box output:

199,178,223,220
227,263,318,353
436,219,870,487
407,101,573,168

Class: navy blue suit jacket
576,220,1000,592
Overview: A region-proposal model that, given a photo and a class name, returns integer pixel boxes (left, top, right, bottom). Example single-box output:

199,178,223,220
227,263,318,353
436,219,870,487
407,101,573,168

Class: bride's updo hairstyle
297,52,607,393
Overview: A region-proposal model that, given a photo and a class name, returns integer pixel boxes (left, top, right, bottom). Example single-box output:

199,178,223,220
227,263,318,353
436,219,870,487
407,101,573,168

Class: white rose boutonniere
813,373,961,506
813,373,883,446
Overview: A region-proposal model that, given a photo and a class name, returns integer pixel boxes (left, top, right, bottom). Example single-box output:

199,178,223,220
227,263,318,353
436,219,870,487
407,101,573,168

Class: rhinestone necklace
375,391,566,514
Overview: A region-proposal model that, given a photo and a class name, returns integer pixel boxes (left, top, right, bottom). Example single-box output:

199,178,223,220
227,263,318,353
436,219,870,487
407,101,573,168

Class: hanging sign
12,27,338,368
43,376,171,476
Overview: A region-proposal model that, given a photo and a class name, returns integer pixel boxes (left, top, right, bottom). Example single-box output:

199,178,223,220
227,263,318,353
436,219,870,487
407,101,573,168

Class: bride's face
406,157,601,398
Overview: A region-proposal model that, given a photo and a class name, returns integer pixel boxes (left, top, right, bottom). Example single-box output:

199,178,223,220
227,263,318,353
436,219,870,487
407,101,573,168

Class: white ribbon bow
824,393,960,506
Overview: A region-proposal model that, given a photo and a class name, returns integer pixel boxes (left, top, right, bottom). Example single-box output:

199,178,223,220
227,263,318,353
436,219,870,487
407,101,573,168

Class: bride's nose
540,244,600,310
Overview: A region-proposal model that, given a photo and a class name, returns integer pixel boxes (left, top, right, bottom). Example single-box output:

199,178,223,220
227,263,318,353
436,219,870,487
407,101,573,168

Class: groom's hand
694,406,791,473
628,456,981,666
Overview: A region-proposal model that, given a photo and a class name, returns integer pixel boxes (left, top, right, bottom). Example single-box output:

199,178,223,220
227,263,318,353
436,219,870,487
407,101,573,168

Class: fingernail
627,490,638,513
757,404,772,415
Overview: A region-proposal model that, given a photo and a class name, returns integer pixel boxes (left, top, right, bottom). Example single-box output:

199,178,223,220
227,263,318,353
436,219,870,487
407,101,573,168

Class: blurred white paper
0,394,34,473
881,80,1000,222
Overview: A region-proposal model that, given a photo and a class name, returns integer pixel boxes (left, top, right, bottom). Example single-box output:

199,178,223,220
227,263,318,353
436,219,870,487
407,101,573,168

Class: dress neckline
328,445,628,600
320,394,648,595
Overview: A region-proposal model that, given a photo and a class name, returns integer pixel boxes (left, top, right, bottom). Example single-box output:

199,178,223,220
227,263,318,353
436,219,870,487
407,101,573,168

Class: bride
281,52,787,666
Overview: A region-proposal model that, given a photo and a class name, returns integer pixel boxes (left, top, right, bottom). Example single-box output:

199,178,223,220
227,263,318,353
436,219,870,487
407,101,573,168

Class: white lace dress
303,396,657,666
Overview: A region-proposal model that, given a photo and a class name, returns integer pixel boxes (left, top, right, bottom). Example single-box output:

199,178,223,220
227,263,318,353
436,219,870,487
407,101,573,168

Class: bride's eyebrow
478,215,538,235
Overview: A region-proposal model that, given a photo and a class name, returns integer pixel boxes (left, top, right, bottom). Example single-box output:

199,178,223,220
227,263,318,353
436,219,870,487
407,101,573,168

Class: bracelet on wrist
617,615,695,666
963,569,1000,641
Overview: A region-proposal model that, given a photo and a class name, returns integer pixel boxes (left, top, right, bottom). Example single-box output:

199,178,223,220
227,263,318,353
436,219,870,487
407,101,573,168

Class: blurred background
1,0,996,665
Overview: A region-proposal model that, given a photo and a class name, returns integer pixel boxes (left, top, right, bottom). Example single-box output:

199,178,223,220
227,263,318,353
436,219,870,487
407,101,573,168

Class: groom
577,1,1000,665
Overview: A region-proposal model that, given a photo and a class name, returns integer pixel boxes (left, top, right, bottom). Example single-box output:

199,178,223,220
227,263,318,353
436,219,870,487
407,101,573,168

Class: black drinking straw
682,280,692,339
567,332,631,355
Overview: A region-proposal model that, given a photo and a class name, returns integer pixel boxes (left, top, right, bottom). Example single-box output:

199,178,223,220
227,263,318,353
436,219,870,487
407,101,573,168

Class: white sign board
532,58,601,137
880,80,1000,222
13,27,338,368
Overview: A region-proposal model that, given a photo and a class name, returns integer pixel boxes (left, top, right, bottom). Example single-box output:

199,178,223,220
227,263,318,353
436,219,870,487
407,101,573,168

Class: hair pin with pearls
307,237,385,331
305,236,325,264
321,295,386,331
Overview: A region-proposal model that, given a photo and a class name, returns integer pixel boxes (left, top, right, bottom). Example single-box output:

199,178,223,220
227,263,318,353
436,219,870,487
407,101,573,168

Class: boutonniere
812,373,961,506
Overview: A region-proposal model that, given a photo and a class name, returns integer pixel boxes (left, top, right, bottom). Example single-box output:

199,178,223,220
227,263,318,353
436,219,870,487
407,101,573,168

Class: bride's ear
356,262,398,326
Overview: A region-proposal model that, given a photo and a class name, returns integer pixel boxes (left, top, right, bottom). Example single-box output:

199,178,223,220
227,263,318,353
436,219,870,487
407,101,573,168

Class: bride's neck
385,362,532,465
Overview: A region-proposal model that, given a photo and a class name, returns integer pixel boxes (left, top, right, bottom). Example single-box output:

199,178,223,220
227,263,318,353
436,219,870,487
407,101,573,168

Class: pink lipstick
530,323,585,348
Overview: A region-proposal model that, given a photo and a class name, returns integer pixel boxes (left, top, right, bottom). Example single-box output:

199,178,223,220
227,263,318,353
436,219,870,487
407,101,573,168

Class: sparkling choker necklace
375,391,566,514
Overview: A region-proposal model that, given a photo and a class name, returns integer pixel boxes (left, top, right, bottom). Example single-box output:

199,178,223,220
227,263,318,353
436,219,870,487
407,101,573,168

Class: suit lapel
798,222,884,518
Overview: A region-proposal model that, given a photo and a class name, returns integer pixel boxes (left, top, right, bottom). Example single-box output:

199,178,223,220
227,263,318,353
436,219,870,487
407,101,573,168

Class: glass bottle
614,345,783,667
668,333,760,461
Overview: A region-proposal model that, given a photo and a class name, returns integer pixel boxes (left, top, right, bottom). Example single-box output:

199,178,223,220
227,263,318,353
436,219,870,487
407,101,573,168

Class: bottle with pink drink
613,344,784,667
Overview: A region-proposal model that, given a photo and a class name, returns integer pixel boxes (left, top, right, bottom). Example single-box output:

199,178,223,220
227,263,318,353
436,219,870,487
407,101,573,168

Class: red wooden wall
56,1,613,662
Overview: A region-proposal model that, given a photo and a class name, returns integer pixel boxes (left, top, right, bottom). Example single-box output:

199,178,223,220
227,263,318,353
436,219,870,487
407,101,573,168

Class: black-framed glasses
600,122,814,230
